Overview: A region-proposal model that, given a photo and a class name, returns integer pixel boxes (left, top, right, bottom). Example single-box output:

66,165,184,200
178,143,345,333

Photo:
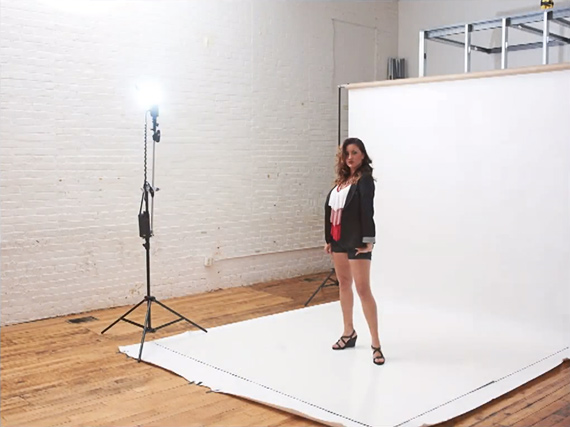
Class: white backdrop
349,67,570,343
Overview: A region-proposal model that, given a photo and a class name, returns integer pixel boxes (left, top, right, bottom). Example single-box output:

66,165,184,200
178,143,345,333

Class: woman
324,137,385,365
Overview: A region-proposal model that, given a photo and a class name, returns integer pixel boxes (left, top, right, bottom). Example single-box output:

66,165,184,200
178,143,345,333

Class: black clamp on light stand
102,104,207,362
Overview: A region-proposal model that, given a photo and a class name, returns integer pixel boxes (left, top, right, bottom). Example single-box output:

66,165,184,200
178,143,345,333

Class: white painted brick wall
0,0,398,325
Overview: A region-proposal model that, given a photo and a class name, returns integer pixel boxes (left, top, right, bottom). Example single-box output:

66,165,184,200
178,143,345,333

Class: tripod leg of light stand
153,299,207,333
137,300,153,362
304,268,337,307
101,298,146,334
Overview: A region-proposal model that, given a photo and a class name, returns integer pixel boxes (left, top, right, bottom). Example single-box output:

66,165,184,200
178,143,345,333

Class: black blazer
324,173,376,248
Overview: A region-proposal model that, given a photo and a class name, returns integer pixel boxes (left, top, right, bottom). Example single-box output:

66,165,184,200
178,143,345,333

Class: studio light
136,81,163,111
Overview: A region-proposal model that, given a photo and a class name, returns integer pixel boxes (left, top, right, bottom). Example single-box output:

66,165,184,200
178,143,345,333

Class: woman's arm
359,174,375,244
324,193,332,243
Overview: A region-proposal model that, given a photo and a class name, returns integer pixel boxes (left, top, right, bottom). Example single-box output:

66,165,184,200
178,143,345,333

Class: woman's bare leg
349,259,381,349
332,252,355,348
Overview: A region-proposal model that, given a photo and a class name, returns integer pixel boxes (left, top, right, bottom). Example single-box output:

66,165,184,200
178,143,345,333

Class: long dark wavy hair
335,137,373,186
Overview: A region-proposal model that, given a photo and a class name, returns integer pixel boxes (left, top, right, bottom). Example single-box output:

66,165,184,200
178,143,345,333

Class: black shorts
330,240,372,260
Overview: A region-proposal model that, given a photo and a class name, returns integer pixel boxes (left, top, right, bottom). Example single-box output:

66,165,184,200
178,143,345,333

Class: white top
328,185,351,210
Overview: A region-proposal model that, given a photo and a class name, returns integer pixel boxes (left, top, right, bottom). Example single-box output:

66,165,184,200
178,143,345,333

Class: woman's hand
324,243,332,254
355,242,373,255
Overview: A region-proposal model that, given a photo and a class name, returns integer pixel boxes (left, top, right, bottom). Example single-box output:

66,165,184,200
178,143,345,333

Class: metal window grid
419,7,570,76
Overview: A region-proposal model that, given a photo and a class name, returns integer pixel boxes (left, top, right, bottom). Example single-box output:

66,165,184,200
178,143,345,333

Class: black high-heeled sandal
371,345,385,365
332,330,357,350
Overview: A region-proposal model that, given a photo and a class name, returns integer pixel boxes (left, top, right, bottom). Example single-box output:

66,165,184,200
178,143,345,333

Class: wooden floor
1,272,569,427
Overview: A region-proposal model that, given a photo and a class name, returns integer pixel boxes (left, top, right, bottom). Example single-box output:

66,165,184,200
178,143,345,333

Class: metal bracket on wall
419,6,570,77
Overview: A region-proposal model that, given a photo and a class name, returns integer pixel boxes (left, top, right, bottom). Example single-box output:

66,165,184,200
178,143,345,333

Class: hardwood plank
477,377,570,426
554,400,570,417
436,361,570,427
515,396,570,426
551,413,570,427
530,414,566,427
0,395,31,412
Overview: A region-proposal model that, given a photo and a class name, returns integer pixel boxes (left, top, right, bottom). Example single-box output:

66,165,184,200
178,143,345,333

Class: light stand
305,86,345,306
304,268,338,306
102,105,207,362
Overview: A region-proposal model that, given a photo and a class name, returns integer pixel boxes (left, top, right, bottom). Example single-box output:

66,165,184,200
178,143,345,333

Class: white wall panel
349,67,570,342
